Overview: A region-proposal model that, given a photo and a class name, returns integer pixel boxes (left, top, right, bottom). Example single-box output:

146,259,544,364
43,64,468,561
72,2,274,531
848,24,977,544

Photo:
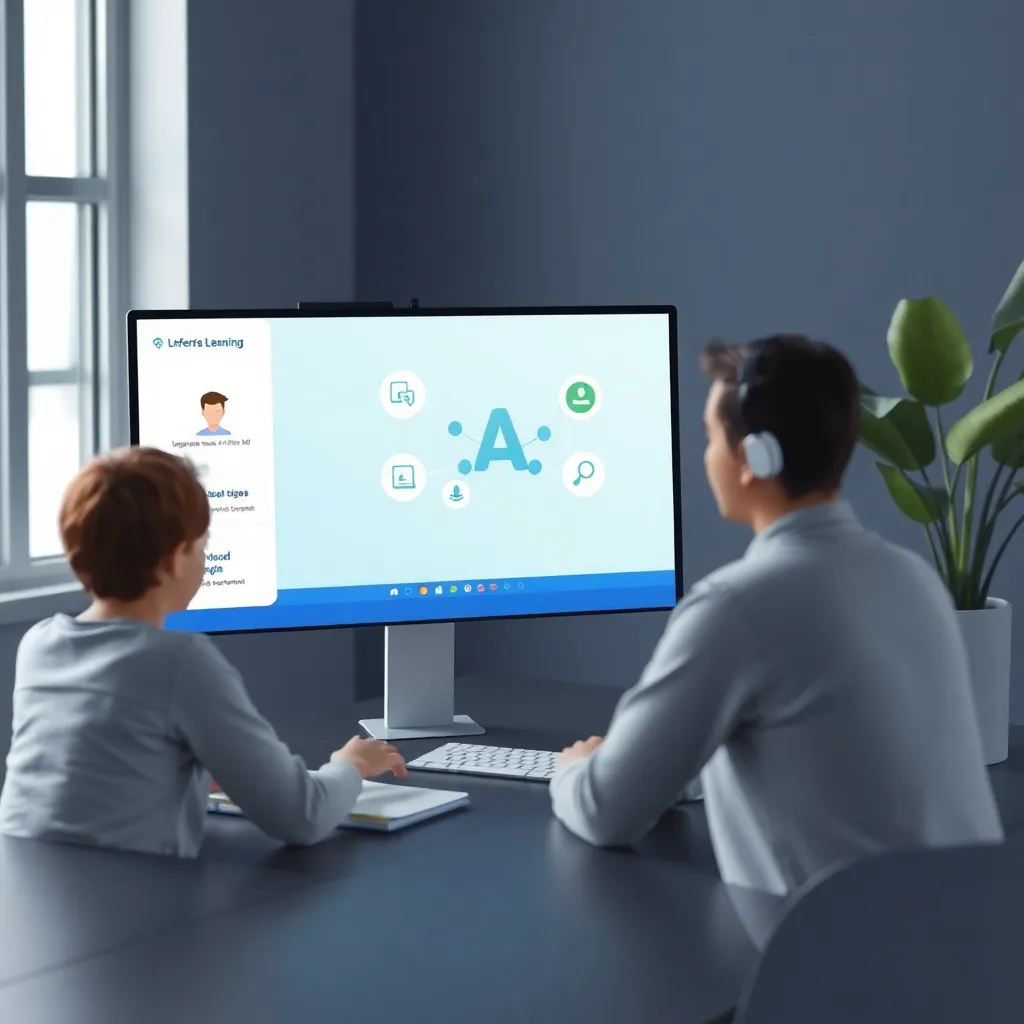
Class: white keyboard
408,743,559,782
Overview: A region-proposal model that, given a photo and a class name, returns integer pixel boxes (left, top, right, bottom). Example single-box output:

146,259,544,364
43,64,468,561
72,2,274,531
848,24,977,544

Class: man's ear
733,440,757,488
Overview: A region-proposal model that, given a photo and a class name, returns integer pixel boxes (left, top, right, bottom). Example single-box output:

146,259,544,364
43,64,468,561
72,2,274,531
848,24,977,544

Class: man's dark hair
200,391,227,409
699,334,861,498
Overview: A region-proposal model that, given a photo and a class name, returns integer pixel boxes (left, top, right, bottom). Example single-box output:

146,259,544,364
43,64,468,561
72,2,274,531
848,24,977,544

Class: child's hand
331,736,408,779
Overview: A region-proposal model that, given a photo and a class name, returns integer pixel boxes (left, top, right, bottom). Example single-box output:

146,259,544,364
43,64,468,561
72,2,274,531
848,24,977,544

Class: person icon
197,391,231,436
560,376,600,418
567,381,595,410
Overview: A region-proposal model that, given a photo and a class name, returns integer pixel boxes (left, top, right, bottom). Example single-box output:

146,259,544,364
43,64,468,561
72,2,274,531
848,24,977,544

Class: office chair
735,841,1024,1024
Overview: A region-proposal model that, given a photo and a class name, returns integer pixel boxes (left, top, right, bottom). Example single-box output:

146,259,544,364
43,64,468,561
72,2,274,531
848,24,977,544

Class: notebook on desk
207,781,470,832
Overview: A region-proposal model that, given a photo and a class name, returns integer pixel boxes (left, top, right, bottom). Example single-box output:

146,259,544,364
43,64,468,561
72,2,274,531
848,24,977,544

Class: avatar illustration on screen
196,391,231,436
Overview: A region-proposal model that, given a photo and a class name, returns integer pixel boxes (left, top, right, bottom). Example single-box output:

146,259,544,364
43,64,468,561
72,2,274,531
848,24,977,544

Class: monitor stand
358,623,485,740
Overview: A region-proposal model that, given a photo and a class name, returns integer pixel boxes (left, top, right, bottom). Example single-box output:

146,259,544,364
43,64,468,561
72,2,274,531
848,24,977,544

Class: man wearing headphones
550,334,1002,896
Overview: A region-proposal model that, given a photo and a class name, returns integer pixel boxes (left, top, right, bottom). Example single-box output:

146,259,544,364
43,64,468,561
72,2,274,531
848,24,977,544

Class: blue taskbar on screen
165,569,677,634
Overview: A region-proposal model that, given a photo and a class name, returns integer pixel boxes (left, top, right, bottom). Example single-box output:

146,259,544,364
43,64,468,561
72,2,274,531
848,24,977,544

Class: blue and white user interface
133,312,677,632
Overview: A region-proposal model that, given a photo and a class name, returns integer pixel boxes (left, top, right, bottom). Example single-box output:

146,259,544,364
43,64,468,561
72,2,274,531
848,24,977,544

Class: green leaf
858,394,936,468
859,399,913,467
990,257,1024,354
991,371,1024,466
887,297,973,405
864,395,902,417
945,376,1024,464
883,397,936,467
991,431,1024,468
875,463,948,524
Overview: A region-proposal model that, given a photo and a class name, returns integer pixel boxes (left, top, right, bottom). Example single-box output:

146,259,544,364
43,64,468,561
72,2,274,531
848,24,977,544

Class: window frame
0,0,128,594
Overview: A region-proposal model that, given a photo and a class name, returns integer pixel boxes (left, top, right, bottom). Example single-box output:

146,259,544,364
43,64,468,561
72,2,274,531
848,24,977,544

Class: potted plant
858,258,1024,765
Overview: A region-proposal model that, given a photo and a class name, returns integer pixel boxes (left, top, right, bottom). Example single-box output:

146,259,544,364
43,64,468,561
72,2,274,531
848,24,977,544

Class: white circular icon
381,453,427,502
441,480,471,510
558,374,602,420
379,370,426,419
562,452,605,498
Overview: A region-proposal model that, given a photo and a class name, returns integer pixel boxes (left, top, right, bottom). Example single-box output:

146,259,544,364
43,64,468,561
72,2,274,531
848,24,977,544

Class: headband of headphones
737,339,768,414
736,340,784,479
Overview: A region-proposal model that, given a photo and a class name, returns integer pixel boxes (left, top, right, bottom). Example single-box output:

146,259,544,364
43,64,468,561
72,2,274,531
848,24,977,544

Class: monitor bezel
127,304,683,636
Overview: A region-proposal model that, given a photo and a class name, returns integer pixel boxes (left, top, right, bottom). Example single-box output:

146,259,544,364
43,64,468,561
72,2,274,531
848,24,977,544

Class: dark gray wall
355,0,1024,717
187,0,356,308
186,0,366,724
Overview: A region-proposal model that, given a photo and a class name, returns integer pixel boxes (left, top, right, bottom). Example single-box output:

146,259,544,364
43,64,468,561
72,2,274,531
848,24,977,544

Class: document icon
390,382,415,407
392,464,416,489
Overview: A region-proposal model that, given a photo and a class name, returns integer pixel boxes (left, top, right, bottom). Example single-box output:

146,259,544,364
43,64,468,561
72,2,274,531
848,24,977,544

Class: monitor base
358,715,485,741
359,622,486,739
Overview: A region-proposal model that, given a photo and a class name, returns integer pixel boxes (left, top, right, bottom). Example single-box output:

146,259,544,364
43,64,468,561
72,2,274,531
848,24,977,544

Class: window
0,0,125,591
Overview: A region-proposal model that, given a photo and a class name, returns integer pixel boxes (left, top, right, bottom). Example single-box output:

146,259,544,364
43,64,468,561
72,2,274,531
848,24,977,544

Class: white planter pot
957,598,1011,766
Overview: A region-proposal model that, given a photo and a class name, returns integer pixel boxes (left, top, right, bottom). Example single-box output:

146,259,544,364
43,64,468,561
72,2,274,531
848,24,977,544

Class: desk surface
0,834,311,986
0,823,778,1024
0,676,1019,1024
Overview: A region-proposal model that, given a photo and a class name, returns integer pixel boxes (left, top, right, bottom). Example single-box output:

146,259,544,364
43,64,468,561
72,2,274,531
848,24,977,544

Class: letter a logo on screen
474,409,527,472
449,408,552,478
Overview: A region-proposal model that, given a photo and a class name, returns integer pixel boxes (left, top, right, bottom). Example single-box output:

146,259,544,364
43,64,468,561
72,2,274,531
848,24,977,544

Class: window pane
26,201,86,372
29,385,82,559
24,0,88,177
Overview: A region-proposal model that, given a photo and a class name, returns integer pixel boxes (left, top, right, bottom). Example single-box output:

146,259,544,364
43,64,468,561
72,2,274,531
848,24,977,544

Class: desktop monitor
127,306,682,737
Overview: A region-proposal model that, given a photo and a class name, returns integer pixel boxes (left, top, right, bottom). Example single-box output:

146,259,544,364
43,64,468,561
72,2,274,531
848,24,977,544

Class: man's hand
331,736,408,779
557,735,604,769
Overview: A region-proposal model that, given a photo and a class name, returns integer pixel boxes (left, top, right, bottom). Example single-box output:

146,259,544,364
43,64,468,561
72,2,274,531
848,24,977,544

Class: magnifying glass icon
573,460,595,486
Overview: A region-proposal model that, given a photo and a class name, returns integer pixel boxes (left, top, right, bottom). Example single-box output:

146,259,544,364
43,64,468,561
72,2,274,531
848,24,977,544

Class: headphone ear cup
743,431,784,479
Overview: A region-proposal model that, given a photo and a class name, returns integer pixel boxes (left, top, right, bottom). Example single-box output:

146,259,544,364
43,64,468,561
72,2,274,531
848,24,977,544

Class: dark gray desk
0,827,778,1024
0,834,311,986
0,677,781,1024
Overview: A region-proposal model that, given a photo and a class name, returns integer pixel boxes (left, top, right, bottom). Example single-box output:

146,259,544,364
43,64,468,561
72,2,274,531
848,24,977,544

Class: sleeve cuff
317,759,362,788
549,757,585,800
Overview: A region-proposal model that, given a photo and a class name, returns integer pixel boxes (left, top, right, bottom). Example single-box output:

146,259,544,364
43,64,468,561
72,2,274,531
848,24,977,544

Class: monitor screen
127,306,681,633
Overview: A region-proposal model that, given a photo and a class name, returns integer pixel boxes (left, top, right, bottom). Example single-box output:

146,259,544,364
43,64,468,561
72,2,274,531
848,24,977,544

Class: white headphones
737,342,785,479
